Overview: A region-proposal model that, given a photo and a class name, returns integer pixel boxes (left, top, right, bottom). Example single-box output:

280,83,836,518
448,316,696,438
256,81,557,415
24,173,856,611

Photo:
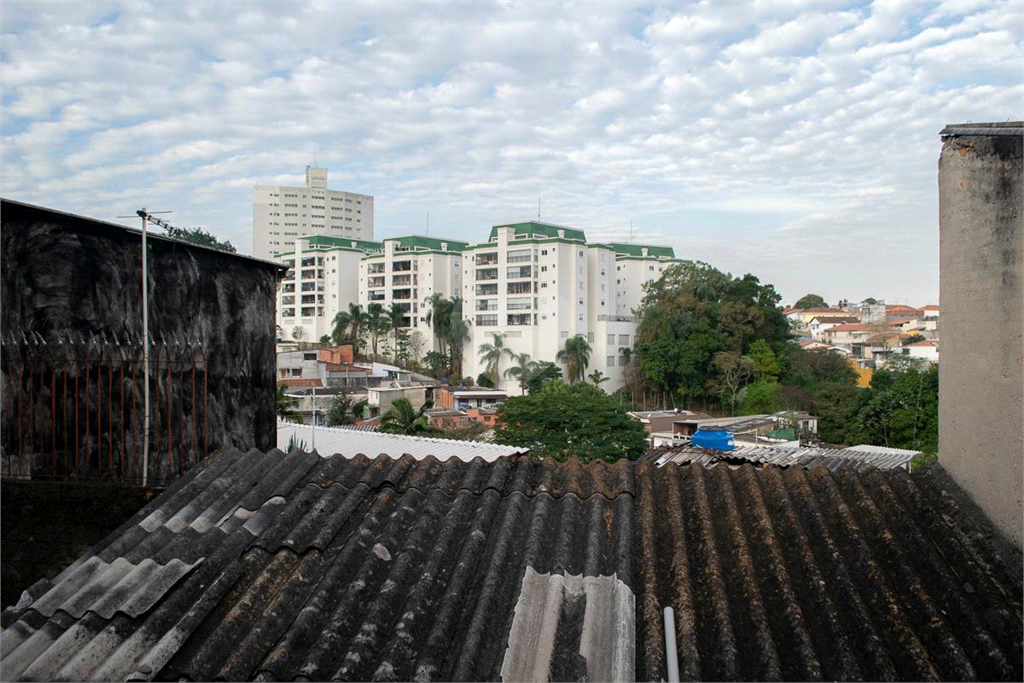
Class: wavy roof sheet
1,449,1021,681
276,421,528,460
647,444,921,471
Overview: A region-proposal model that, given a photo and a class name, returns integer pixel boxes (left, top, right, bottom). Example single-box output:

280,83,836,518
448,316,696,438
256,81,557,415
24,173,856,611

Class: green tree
857,363,938,453
504,352,533,395
588,369,610,389
738,382,785,415
748,339,781,383
494,381,648,462
708,351,754,415
476,372,494,388
276,385,298,420
524,361,563,394
325,393,368,426
160,224,236,252
319,335,331,347
386,303,408,362
447,306,470,379
812,381,869,445
634,261,787,408
903,333,926,345
478,333,510,388
424,351,448,379
556,334,592,384
365,302,387,360
425,293,455,362
380,398,439,436
794,293,828,309
332,303,366,357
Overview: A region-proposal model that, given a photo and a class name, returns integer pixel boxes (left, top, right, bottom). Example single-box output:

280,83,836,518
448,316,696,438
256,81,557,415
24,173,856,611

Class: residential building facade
357,235,468,352
253,166,374,260
276,235,382,343
460,221,680,393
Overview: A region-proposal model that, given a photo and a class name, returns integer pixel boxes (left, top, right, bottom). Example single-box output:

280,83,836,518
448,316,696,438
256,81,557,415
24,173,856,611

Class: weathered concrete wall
1,199,283,467
938,125,1023,548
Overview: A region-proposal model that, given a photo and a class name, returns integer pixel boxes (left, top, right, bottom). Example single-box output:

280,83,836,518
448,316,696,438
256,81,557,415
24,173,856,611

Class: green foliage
478,333,510,388
423,351,448,379
276,385,298,420
588,369,610,388
286,434,308,452
476,372,494,388
161,224,236,252
708,351,754,414
494,381,648,463
379,398,439,436
318,335,331,347
782,346,857,389
634,262,787,407
794,293,828,309
811,381,870,445
903,333,926,345
739,382,785,415
556,334,592,384
857,364,938,453
332,303,366,356
524,361,563,394
748,339,781,383
325,393,367,427
425,295,468,377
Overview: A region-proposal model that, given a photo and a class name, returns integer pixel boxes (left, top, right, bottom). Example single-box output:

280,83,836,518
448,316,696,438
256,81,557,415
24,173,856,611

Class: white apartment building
277,235,382,343
460,222,681,393
357,236,467,352
253,166,374,261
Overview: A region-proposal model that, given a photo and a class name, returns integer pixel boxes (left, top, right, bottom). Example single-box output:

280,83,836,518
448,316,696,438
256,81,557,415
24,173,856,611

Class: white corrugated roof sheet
277,421,528,461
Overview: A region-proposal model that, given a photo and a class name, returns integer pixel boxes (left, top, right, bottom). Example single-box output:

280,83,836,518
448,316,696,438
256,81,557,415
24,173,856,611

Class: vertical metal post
311,384,316,451
139,209,150,487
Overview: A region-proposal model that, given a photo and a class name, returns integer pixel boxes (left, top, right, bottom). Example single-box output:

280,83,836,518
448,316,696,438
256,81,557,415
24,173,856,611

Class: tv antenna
116,207,172,488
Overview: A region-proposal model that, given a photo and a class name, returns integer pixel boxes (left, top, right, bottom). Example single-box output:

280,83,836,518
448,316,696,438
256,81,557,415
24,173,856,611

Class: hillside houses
787,300,941,367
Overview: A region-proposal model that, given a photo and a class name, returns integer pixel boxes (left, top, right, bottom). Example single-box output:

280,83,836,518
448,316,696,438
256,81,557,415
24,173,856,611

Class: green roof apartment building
461,221,681,393
272,220,680,391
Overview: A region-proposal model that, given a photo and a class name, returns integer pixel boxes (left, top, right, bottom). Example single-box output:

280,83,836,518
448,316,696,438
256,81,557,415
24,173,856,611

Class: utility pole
119,208,171,487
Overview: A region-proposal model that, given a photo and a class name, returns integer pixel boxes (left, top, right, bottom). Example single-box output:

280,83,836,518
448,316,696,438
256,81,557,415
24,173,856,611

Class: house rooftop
1,449,1020,681
940,122,1023,137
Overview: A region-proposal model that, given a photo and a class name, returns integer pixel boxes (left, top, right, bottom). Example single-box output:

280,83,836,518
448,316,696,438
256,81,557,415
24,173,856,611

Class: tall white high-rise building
253,166,374,261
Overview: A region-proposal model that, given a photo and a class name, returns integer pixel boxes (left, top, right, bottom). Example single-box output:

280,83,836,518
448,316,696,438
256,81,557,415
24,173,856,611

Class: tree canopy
793,293,828,309
494,381,648,463
633,261,788,408
379,398,438,436
161,225,237,253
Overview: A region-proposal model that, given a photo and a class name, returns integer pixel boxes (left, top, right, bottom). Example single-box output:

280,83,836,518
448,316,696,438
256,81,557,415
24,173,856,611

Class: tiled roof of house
2,450,1021,681
808,315,859,324
277,378,324,389
826,323,871,332
906,340,940,348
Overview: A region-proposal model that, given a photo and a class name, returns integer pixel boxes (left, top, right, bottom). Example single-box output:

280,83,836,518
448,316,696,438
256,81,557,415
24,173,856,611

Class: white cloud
2,0,1019,305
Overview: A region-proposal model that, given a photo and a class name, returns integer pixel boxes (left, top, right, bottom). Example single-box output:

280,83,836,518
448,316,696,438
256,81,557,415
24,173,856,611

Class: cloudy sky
3,1,1021,305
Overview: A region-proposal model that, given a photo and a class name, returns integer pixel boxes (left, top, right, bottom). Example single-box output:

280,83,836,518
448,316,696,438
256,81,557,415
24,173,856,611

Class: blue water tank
691,428,735,451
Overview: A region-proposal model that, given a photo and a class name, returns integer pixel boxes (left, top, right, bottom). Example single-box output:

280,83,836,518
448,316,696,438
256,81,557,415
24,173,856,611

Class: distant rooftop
487,220,587,243
380,235,469,253
602,242,677,259
300,235,383,252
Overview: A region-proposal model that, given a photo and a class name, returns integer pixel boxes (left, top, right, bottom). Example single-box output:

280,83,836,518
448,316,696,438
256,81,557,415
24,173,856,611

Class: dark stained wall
1,199,284,465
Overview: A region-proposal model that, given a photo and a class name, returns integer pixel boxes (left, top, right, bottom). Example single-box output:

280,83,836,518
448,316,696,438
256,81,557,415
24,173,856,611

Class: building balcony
476,253,498,265
476,268,499,281
392,275,412,286
476,300,498,312
476,284,498,296
506,266,532,279
393,261,412,272
392,289,412,300
507,314,532,326
368,290,386,301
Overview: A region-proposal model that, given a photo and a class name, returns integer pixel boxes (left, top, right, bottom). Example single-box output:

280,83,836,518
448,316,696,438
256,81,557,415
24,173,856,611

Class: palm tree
386,303,407,362
366,302,387,360
504,352,533,395
332,302,366,357
588,369,610,389
379,398,436,436
524,361,562,394
556,334,592,384
478,333,508,388
448,311,470,379
425,293,454,360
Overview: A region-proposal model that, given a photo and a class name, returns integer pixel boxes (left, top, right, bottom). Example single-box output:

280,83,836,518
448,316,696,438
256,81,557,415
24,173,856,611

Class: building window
607,356,616,367
619,334,630,345
607,334,616,345
476,314,498,326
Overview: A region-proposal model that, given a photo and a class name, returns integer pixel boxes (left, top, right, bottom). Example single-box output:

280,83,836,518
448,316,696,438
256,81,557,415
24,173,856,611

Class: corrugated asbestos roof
646,444,921,471
277,421,529,461
1,449,1021,681
940,122,1023,136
